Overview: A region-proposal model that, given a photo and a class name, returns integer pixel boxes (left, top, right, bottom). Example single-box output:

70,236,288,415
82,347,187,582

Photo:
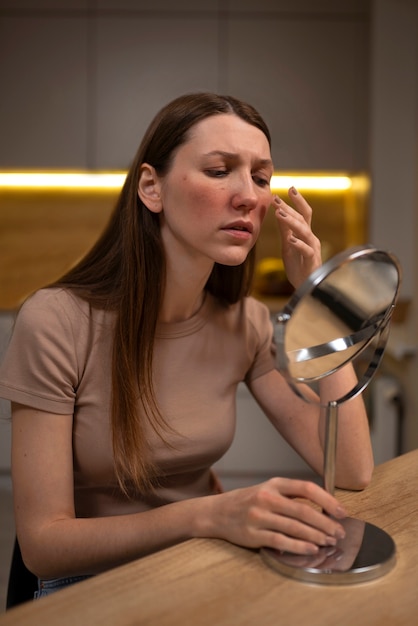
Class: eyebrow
203,150,273,169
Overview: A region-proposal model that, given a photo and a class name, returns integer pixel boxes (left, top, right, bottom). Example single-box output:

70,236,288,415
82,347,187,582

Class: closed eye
205,170,270,186
205,169,229,178
253,175,270,188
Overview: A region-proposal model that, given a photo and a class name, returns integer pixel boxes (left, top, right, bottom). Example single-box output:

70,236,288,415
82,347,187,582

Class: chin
215,247,252,267
217,255,249,267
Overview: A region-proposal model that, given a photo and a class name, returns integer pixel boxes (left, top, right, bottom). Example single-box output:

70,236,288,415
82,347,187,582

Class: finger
254,484,346,546
275,204,317,246
264,506,343,547
273,196,294,239
287,187,313,226
273,195,306,225
279,499,346,541
261,531,319,556
284,236,318,261
270,478,347,520
260,525,335,557
274,200,318,252
263,493,346,545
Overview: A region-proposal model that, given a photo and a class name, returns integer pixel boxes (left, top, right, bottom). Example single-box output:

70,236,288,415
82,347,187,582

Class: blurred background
0,0,417,610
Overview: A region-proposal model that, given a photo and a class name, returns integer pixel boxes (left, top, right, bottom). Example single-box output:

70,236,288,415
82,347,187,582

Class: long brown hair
53,92,271,494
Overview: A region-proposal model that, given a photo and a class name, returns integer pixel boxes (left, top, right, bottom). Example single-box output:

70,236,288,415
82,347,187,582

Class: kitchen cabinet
226,15,370,170
0,1,370,169
0,14,89,168
94,13,219,169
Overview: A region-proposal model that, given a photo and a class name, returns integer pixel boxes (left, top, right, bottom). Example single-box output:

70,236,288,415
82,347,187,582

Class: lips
222,221,253,234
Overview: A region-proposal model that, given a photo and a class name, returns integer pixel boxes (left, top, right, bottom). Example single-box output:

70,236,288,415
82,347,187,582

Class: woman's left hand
273,188,322,289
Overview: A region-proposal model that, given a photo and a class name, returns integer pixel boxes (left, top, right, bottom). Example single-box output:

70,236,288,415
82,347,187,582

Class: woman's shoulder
18,287,112,330
230,295,272,329
19,288,88,321
23,286,82,307
242,295,271,318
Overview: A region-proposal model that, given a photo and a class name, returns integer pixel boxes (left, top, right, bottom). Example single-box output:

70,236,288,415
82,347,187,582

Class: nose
231,172,258,211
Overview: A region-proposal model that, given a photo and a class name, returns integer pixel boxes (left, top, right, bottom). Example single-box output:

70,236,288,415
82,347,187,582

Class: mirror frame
274,244,401,407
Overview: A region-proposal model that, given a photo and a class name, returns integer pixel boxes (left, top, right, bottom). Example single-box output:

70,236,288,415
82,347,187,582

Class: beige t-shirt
0,288,275,517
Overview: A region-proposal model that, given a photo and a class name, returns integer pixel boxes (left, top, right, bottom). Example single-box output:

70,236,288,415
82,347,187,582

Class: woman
0,93,373,597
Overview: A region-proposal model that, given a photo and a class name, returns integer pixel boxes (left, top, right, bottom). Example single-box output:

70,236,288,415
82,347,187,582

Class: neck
159,266,212,323
159,289,207,323
158,242,214,323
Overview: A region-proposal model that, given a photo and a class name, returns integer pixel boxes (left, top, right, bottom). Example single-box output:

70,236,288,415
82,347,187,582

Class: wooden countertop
1,450,417,626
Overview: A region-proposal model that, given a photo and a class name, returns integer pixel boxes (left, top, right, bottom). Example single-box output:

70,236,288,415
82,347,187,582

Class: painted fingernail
335,528,346,540
335,506,347,518
290,186,298,195
274,195,282,204
325,536,337,546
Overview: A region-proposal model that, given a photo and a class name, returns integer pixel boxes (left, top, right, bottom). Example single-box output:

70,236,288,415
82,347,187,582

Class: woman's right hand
202,477,347,555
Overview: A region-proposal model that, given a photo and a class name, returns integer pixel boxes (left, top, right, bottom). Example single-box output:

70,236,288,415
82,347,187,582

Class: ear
137,163,163,213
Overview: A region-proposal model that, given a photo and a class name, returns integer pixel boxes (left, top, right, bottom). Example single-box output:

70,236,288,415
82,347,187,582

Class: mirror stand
260,246,400,584
261,399,396,584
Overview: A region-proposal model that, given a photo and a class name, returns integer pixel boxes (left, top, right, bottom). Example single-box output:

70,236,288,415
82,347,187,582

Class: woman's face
154,113,274,270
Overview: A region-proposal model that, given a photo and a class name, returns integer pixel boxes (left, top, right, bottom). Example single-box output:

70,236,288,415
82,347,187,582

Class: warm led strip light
270,175,352,191
0,172,126,190
0,172,353,192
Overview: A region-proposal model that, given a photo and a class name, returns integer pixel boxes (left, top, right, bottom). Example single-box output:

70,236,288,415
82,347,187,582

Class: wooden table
1,450,417,626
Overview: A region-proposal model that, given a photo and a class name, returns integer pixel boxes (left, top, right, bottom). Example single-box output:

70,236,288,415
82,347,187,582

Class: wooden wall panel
0,192,115,310
0,187,367,311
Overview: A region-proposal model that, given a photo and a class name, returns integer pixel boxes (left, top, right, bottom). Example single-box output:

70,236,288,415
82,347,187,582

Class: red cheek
259,206,269,222
187,187,220,210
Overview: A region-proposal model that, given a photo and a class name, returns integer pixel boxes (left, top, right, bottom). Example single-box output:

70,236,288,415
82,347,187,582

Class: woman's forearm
19,497,208,580
20,477,352,581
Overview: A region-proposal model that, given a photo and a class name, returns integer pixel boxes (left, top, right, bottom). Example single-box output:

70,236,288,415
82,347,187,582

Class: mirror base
260,517,396,585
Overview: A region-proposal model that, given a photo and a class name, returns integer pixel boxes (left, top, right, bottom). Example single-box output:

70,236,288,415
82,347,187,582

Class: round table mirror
260,245,401,584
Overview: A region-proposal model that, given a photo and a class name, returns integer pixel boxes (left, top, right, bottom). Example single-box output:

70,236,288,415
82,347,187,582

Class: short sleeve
243,297,275,382
0,289,83,414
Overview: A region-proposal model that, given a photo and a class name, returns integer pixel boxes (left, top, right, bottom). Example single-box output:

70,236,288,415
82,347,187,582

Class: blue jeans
34,575,93,599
